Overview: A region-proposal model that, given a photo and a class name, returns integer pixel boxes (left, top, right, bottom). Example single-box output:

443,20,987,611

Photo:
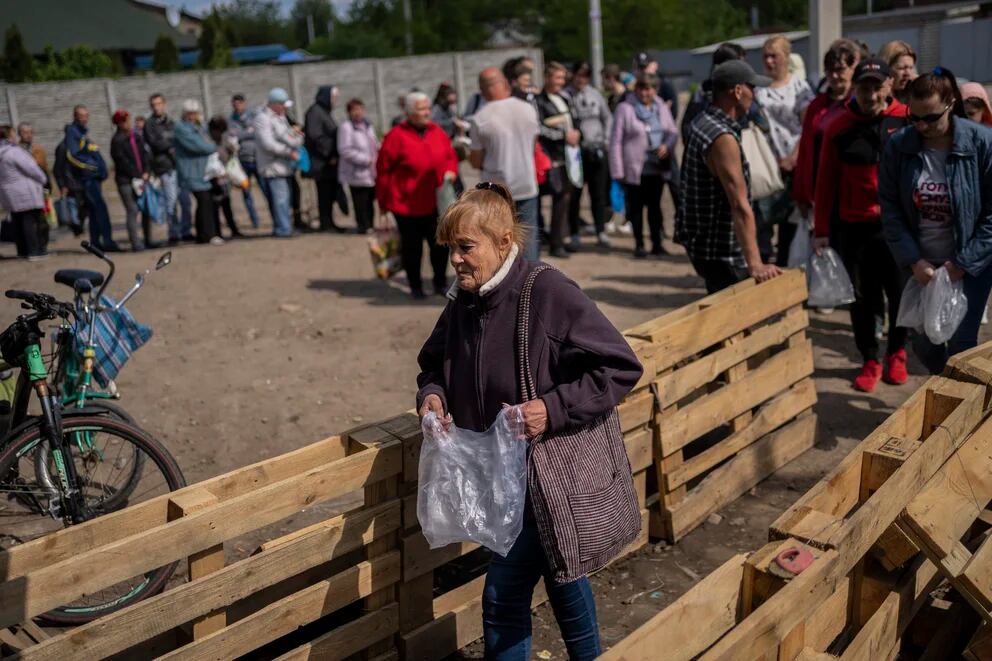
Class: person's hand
418,394,450,430
912,259,936,285
813,236,830,256
443,171,457,182
779,154,797,172
945,261,966,282
290,149,299,161
519,399,549,439
565,129,580,146
656,144,670,160
749,262,783,283
142,173,150,181
797,201,811,219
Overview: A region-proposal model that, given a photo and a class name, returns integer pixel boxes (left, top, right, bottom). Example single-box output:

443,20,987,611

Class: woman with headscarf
961,82,992,127
304,84,345,233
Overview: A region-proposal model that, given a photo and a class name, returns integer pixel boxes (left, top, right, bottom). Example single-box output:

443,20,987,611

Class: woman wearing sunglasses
879,68,992,373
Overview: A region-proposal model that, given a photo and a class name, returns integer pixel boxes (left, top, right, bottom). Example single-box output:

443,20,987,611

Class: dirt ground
1,172,982,658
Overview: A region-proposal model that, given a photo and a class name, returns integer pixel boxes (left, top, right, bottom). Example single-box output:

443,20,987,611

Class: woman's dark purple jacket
416,256,643,433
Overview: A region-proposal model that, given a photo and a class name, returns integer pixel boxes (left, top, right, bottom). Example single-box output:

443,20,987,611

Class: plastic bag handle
516,265,557,403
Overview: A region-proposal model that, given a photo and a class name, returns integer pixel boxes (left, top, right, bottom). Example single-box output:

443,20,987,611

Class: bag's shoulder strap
516,264,556,403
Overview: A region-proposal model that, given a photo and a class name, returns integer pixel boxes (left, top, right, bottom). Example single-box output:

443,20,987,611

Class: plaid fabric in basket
74,296,153,387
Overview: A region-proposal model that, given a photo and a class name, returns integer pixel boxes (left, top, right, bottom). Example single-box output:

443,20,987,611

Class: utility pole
808,0,842,81
306,14,315,44
589,0,604,88
402,0,413,55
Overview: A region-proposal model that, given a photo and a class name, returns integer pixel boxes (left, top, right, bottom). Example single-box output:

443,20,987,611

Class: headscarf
961,82,992,126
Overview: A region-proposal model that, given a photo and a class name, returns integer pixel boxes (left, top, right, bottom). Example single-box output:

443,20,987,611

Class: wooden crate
624,269,817,542
0,435,405,660
603,370,991,661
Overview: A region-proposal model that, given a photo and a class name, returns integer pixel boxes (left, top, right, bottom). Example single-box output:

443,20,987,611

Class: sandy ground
1,172,982,658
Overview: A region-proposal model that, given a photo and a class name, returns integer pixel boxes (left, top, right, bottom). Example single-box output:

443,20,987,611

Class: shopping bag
565,144,584,188
294,146,311,174
610,179,625,214
203,152,226,180
137,182,162,223
806,248,855,308
896,278,925,332
42,193,57,228
226,157,249,190
923,267,968,344
367,212,403,280
418,407,528,555
787,214,812,269
741,126,784,200
436,179,457,218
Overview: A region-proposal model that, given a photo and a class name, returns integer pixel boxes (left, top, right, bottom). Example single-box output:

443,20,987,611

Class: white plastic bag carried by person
923,267,968,344
806,248,855,308
787,212,812,269
417,407,528,556
896,278,924,332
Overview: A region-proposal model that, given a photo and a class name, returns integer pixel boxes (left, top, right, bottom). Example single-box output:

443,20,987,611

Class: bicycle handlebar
81,240,105,260
80,241,115,302
5,289,74,321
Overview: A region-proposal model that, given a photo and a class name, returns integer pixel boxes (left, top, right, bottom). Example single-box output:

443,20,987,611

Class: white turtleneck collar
446,244,520,300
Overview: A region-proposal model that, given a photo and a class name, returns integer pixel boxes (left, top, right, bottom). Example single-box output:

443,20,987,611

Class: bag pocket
570,471,639,562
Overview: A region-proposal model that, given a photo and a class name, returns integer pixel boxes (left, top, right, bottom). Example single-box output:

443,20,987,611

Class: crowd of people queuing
3,39,992,387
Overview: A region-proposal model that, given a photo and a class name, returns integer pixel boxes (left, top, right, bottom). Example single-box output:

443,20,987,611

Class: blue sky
182,0,354,17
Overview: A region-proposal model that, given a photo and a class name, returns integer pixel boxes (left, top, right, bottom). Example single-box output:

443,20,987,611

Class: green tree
32,45,113,81
198,11,236,69
215,0,292,47
153,34,181,72
2,24,33,83
290,0,334,46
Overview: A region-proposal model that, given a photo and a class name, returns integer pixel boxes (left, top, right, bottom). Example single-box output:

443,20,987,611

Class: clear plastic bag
923,267,968,345
417,407,528,556
787,214,811,269
896,278,925,332
806,248,855,308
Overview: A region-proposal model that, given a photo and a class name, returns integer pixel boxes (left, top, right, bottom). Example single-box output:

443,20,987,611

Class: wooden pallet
624,269,817,542
603,371,990,661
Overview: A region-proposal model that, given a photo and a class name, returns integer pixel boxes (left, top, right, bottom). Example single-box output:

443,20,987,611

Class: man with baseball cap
254,87,303,237
676,59,780,294
813,56,910,392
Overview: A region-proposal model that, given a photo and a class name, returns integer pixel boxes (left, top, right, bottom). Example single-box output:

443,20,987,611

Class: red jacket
376,120,458,217
792,92,847,208
814,98,908,237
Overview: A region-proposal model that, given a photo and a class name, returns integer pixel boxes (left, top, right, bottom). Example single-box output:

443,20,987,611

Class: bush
2,24,33,83
33,45,114,81
153,34,181,72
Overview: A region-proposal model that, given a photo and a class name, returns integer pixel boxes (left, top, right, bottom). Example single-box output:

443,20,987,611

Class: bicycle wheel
0,416,186,624
62,400,145,507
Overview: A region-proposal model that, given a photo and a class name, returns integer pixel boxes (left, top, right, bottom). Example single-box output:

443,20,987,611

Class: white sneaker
597,232,611,247
604,219,616,234
983,307,989,325
617,221,633,236
209,236,225,246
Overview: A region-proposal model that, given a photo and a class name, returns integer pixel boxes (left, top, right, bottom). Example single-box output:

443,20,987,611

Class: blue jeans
241,161,261,228
483,518,601,661
178,186,193,238
159,170,181,238
265,177,292,236
913,266,992,374
515,196,540,261
82,179,114,249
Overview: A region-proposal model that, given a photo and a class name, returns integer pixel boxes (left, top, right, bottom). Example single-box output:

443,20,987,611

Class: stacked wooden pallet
624,268,817,541
602,369,992,660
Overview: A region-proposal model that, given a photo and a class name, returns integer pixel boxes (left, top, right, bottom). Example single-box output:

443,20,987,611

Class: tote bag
740,126,784,201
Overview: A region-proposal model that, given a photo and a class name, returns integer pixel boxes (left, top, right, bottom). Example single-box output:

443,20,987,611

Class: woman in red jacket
377,92,459,299
813,58,909,393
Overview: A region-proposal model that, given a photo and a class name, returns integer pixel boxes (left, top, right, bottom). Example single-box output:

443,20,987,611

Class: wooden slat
159,553,401,661
964,622,992,661
599,554,747,661
652,306,808,409
623,276,759,342
167,490,227,640
667,413,817,541
0,435,349,580
402,534,479,582
665,378,817,490
625,428,653,474
659,340,814,456
624,269,806,368
273,603,399,661
11,504,401,661
618,389,654,434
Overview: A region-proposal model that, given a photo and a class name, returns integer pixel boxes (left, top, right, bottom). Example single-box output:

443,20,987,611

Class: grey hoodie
567,85,612,150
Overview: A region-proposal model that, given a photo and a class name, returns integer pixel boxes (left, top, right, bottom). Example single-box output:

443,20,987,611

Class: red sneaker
853,360,883,392
884,349,908,385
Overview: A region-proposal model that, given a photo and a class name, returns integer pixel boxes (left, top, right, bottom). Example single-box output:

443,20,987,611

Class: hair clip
475,181,513,204
934,66,947,77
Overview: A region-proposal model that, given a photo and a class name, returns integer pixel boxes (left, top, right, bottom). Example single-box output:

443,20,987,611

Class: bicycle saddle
54,269,105,292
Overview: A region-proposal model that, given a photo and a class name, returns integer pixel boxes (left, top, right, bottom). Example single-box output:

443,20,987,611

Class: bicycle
0,285,186,624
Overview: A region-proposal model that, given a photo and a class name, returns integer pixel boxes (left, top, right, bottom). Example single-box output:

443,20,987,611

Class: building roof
3,0,198,54
132,44,296,70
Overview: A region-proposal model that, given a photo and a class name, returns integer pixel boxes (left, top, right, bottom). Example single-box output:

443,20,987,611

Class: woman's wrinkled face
635,85,655,106
910,92,952,140
826,60,856,98
349,104,365,122
408,98,431,128
892,55,917,92
449,223,511,293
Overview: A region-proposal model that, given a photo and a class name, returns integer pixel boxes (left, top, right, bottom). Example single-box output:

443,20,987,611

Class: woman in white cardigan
0,134,49,259
337,98,380,233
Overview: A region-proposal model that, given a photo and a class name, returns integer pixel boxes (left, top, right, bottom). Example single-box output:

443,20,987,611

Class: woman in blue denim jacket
879,69,992,373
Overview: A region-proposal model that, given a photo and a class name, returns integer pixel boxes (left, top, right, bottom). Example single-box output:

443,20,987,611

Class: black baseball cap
711,60,772,90
854,57,890,82
636,52,653,68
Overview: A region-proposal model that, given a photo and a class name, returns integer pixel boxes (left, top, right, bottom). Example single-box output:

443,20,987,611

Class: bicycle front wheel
0,416,186,624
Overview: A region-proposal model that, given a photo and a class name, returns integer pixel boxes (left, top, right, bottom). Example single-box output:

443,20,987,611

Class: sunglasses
908,104,952,124
475,181,513,203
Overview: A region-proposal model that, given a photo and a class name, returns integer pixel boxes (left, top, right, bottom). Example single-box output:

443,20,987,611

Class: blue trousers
483,519,601,661
82,179,114,249
913,266,992,374
265,177,292,236
241,160,262,228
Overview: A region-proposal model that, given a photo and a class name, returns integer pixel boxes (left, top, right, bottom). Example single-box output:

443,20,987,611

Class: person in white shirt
469,68,541,260
254,87,303,237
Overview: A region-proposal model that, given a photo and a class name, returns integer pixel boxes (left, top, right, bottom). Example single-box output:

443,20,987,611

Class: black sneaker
548,248,571,259
411,289,427,300
633,247,647,259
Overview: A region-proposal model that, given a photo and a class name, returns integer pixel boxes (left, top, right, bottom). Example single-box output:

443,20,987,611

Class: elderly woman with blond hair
879,40,918,104
416,182,643,660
